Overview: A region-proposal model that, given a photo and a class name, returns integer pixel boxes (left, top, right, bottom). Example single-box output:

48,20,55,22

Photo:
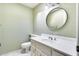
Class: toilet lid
22,42,31,46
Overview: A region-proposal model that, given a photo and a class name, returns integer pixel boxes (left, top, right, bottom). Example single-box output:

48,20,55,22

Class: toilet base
21,46,31,54
21,48,26,53
21,42,31,53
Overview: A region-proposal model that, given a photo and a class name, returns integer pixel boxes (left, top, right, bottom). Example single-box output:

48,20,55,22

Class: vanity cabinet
31,40,52,56
31,40,67,56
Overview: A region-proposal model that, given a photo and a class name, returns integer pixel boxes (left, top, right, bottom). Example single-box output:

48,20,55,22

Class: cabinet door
35,48,41,56
52,49,64,56
31,46,36,56
35,41,52,56
36,48,46,56
31,40,36,56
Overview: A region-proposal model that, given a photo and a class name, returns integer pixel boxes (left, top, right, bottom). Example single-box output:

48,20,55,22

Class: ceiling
21,3,39,8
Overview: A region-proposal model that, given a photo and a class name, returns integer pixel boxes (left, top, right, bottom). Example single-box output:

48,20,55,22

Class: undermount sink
40,33,56,41
40,34,77,46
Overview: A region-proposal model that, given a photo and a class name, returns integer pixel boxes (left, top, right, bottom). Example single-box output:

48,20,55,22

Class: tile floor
1,49,31,56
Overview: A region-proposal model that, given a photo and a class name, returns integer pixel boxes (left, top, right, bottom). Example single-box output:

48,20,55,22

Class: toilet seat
21,42,31,48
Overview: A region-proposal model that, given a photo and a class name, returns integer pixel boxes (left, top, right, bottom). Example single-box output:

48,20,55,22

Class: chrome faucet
49,36,56,41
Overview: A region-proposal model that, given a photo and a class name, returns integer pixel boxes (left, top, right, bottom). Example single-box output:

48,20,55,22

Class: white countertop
31,35,77,56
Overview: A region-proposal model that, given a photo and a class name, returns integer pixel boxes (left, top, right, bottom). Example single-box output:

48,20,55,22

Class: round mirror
46,8,68,30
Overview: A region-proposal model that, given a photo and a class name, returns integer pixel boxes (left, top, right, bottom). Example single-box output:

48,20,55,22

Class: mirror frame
46,7,68,31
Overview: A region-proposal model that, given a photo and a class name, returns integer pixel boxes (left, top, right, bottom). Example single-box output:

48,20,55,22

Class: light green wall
0,3,33,54
33,3,76,38
0,3,76,54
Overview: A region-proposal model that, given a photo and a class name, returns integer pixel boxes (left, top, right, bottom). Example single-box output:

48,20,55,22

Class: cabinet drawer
35,41,52,56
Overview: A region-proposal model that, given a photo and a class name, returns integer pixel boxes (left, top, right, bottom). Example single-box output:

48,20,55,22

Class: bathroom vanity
31,39,65,56
31,35,77,56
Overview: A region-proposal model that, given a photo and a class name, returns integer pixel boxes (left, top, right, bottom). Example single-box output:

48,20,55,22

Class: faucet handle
49,36,53,40
54,37,56,41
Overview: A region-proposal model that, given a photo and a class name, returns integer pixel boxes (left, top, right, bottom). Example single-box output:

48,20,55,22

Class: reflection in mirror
46,8,68,30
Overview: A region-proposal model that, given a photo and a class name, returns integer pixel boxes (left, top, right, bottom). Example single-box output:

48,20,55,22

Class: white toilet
21,42,31,53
